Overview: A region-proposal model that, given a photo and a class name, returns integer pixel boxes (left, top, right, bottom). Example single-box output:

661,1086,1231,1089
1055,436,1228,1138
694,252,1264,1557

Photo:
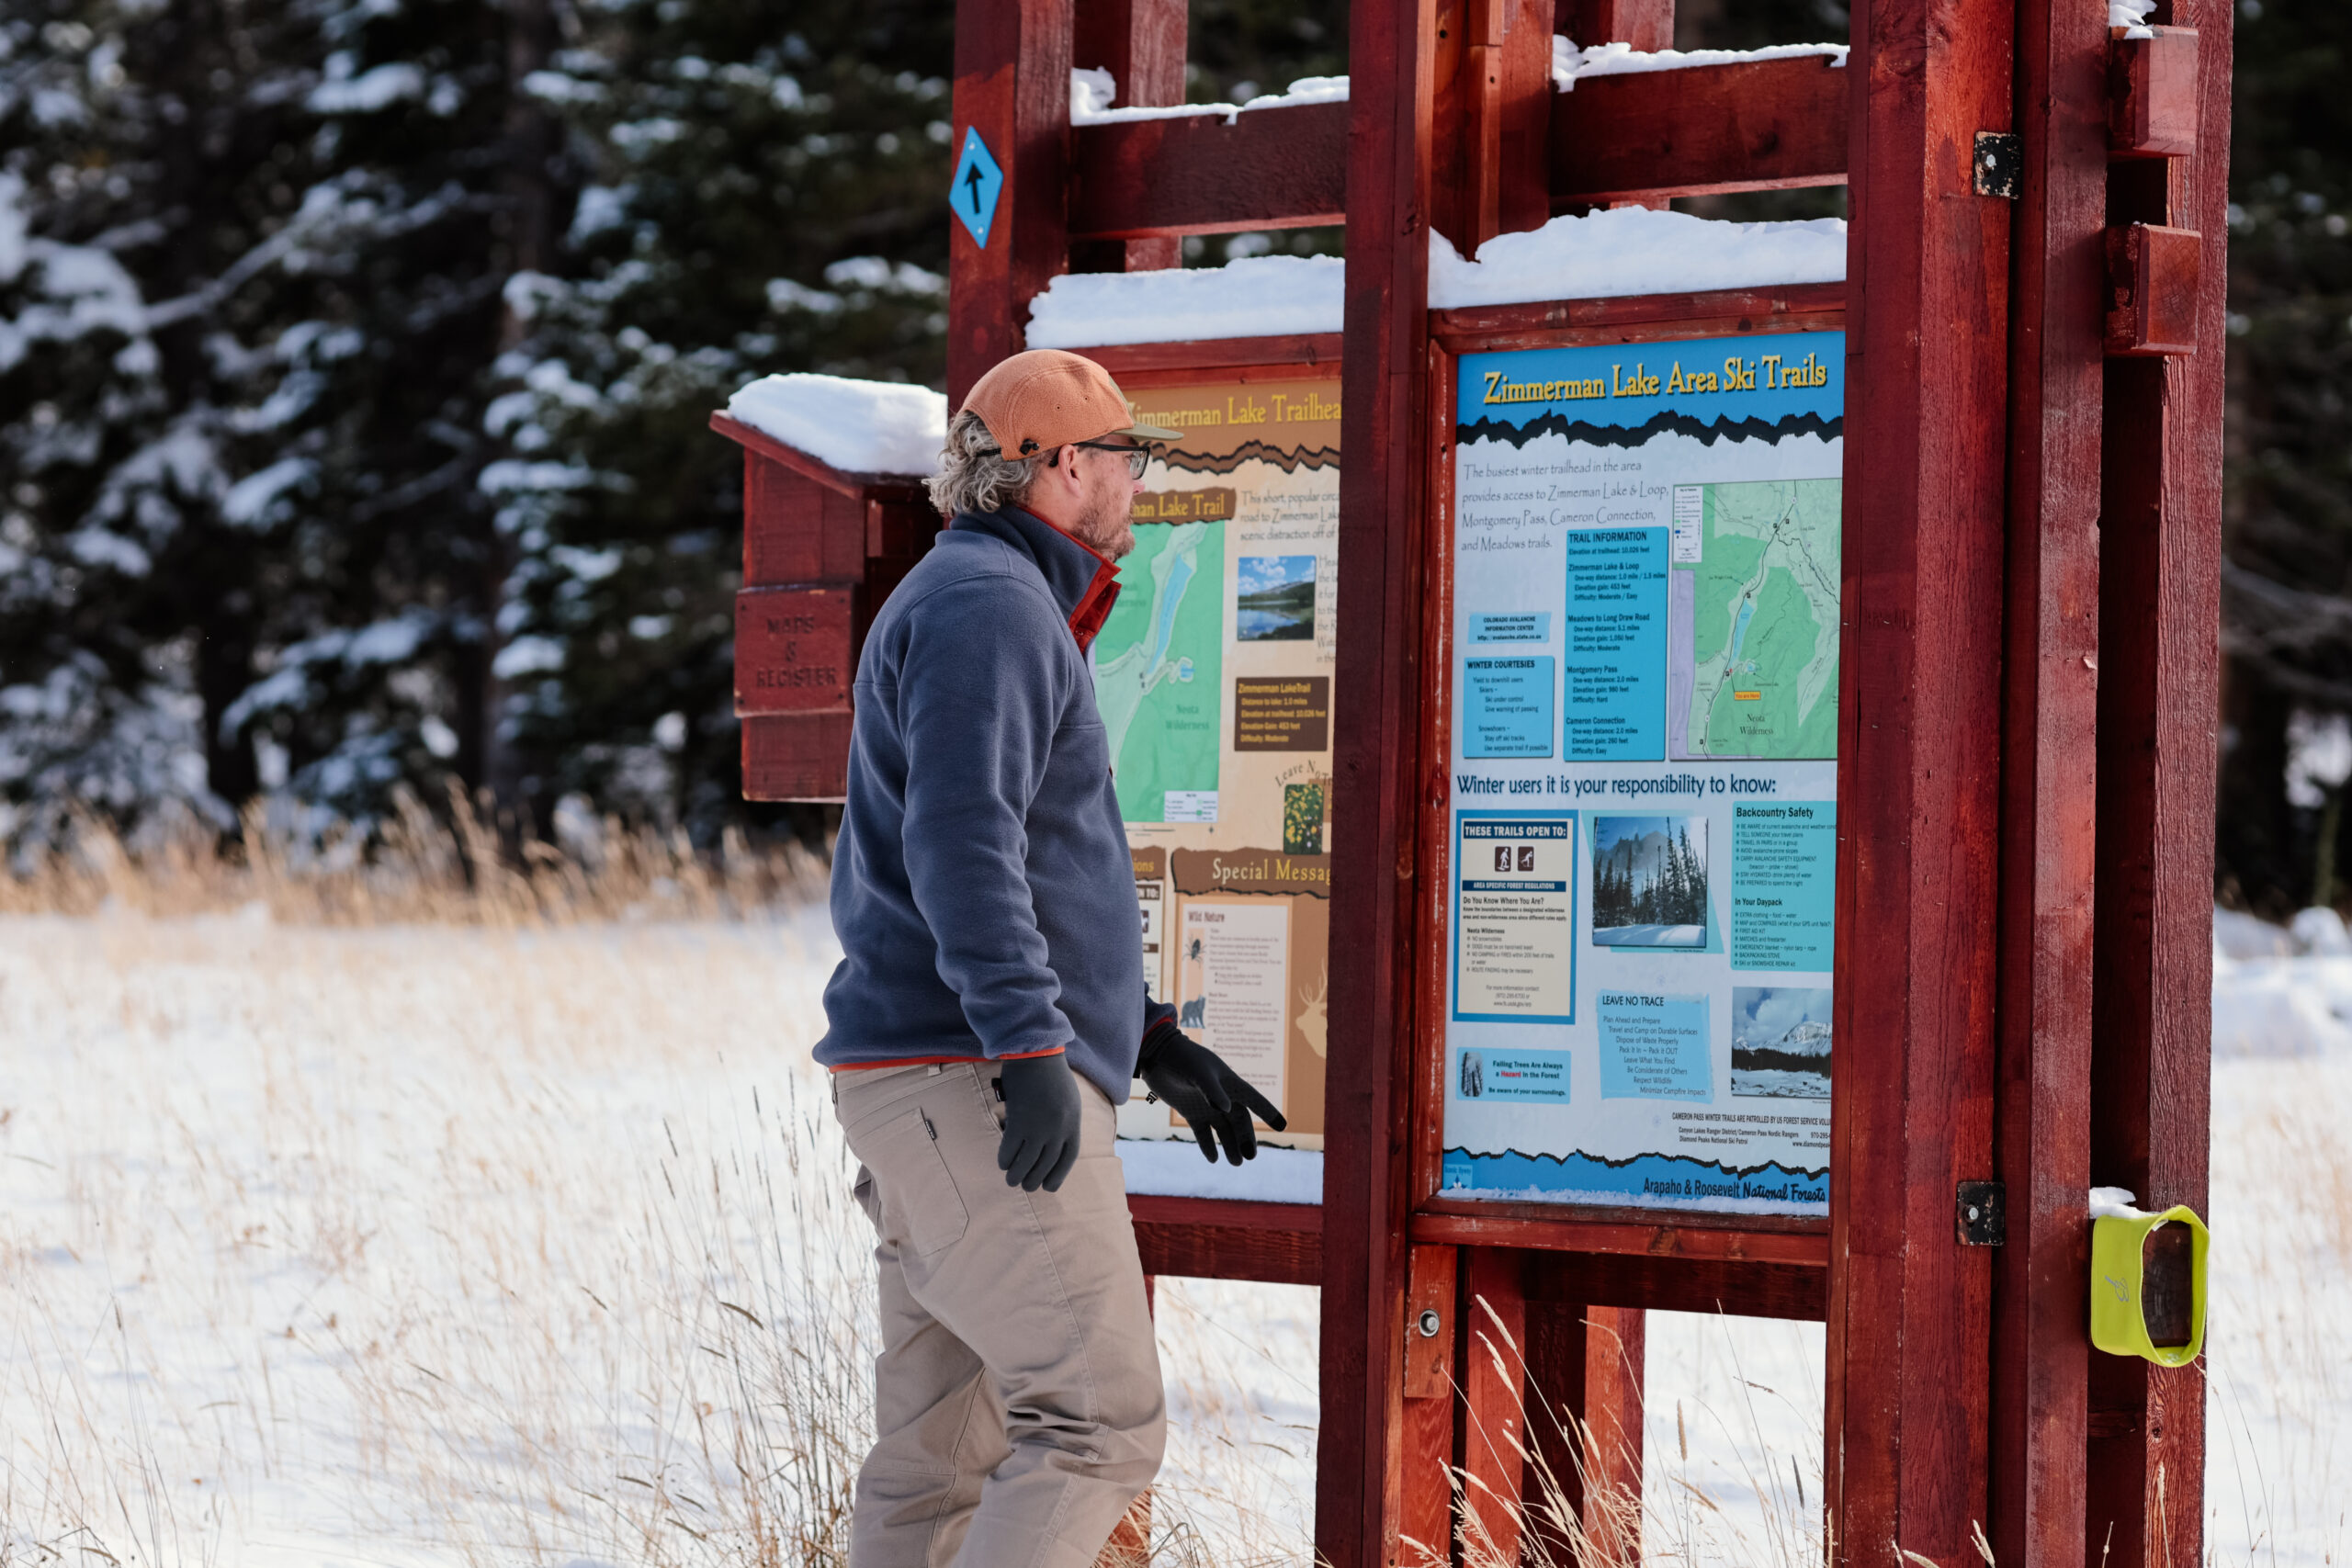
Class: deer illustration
1295,968,1329,1058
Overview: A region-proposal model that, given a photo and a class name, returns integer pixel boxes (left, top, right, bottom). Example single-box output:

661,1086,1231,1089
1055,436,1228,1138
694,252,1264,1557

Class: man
819,347,1286,1568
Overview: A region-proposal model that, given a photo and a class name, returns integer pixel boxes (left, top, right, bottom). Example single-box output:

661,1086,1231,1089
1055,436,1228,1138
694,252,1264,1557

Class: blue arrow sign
951,127,1004,248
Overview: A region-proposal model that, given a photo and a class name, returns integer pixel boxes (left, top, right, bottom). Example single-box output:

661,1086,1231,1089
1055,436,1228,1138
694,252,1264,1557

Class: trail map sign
1442,333,1842,1213
1107,373,1341,1145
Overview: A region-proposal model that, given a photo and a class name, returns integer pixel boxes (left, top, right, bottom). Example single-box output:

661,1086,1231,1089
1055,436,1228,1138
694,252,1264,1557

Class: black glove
1138,1021,1286,1165
997,1053,1083,1193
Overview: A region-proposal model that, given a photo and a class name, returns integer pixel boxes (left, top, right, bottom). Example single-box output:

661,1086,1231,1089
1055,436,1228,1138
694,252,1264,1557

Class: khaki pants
833,1060,1165,1568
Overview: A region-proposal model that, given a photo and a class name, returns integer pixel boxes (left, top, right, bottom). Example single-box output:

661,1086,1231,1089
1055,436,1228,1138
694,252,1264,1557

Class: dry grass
0,788,824,926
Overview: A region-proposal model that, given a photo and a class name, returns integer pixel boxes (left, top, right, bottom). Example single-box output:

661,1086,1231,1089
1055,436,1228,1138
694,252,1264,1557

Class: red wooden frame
720,0,2233,1556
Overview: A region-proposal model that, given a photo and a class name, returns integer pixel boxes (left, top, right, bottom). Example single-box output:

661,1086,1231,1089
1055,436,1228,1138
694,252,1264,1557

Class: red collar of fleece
1063,533,1122,653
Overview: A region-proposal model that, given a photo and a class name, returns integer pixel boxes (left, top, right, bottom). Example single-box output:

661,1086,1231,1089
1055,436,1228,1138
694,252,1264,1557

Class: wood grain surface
1551,52,1849,206
2087,0,2228,1559
1988,0,2107,1559
1825,0,2013,1559
1317,0,1441,1554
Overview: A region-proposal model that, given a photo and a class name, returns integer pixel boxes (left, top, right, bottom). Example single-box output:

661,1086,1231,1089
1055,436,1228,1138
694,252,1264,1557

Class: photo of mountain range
1731,985,1831,1099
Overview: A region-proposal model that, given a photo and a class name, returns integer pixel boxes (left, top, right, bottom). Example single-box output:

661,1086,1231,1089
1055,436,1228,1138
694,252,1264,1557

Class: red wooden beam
1411,1205,1828,1268
1987,0,2107,1561
1071,0,1186,268
2103,222,2203,356
2109,27,2200,159
1826,0,2012,1559
1318,0,1440,1553
1067,100,1349,241
2086,0,2228,1560
1065,55,1856,247
1524,1250,1826,1322
742,713,853,802
1080,334,1344,377
1127,1195,1323,1284
1551,52,1849,206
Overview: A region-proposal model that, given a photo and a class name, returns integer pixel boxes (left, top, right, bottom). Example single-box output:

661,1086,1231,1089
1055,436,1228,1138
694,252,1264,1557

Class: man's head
925,350,1179,560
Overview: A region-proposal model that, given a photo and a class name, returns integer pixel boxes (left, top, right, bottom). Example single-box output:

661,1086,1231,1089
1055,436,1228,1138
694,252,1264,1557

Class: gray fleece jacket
815,503,1176,1101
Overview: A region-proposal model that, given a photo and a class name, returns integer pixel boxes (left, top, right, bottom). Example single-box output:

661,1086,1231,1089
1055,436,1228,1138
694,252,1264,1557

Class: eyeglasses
978,440,1158,478
1071,440,1155,479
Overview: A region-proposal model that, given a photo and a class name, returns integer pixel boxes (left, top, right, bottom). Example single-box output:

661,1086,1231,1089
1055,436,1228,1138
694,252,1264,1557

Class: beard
1072,489,1137,559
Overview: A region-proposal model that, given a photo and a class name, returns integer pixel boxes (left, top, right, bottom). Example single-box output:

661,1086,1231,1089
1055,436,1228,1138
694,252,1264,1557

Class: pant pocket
852,1107,971,1258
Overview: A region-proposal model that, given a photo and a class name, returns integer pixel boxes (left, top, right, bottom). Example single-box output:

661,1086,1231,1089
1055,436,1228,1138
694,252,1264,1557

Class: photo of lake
1237,555,1317,641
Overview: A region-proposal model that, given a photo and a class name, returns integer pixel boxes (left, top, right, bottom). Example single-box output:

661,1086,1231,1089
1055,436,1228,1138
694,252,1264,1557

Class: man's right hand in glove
997,1053,1083,1193
1138,1021,1285,1165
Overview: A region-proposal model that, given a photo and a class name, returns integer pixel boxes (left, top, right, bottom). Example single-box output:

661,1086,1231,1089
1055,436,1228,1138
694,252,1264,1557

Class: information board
1440,332,1840,1215
1105,372,1340,1146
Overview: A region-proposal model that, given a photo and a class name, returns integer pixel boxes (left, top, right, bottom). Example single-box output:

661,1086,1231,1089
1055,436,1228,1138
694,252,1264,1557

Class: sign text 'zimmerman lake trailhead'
1443,333,1842,1217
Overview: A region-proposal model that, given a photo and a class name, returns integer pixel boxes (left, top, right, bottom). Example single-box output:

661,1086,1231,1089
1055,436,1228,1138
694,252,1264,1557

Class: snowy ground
1,907,2345,1564
1589,925,1706,947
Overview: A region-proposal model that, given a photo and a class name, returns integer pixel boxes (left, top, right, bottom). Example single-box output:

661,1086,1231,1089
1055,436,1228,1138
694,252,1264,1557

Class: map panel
1443,329,1843,1219
1095,518,1224,822
1103,373,1342,1146
1671,479,1839,761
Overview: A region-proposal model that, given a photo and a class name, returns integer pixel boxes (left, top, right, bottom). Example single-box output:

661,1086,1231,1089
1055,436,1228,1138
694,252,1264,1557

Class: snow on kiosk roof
1024,209,1846,349
724,373,944,479
711,0,2231,1556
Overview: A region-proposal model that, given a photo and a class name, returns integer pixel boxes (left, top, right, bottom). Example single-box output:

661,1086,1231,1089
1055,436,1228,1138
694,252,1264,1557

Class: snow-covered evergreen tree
481,0,953,831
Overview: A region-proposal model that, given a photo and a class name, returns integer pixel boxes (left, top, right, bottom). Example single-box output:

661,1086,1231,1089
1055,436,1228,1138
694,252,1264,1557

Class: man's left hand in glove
1137,1021,1286,1165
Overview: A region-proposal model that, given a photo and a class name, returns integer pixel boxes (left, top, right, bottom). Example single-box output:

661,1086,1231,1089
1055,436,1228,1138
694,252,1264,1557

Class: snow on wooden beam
1065,53,1850,243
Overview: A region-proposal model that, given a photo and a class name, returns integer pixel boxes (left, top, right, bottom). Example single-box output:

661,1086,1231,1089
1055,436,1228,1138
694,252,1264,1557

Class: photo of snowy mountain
1732,985,1831,1098
1731,987,1834,1100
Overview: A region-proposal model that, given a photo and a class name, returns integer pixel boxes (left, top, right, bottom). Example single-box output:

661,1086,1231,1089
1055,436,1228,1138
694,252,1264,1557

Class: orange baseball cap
963,349,1182,457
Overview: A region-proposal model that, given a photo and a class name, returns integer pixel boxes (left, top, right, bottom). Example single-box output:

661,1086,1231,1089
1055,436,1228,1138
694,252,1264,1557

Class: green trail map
1673,479,1839,760
1094,520,1225,821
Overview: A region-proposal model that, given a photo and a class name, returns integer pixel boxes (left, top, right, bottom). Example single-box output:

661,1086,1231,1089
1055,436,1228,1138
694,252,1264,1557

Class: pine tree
471,0,956,835
2215,0,2352,913
1,0,338,839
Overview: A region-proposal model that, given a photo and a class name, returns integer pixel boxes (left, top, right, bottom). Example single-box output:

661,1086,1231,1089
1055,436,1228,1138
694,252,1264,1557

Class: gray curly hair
926,409,1047,517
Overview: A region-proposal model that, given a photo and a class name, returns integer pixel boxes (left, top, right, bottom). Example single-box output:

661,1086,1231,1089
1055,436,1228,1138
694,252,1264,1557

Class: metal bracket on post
1957,1180,2008,1246
1973,131,2022,198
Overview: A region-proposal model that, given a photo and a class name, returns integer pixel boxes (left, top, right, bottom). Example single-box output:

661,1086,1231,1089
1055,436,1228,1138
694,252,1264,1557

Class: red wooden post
1459,1248,1528,1565
1826,0,2013,1562
948,0,1072,404
1555,0,1675,211
1988,0,2107,1561
1319,0,1438,1558
1400,1245,1459,1564
1071,0,1185,272
2087,0,2230,1560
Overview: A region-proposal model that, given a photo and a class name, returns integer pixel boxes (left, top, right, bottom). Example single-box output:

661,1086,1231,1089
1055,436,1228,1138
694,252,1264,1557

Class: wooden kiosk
714,0,2229,1560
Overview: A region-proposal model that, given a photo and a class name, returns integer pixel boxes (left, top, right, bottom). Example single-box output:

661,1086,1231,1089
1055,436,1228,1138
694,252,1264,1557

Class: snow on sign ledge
1429,208,1848,310
1552,37,1847,91
1118,1138,1324,1205
1070,66,1348,127
725,373,945,478
1025,254,1345,349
